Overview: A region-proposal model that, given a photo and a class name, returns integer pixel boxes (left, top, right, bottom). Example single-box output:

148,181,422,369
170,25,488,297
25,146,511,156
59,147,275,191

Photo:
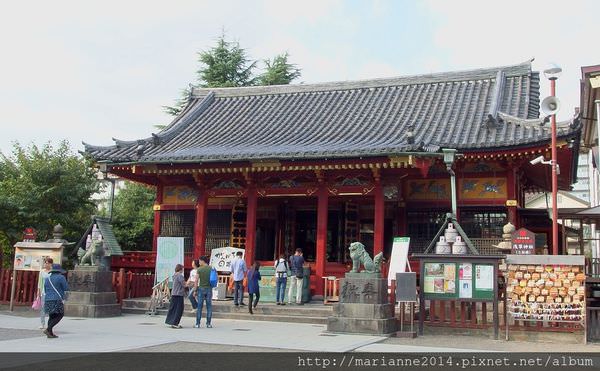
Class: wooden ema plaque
511,228,535,255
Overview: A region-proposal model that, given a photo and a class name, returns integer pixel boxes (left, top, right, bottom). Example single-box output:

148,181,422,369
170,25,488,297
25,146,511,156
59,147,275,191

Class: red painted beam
374,182,384,256
315,184,329,295
245,186,258,266
193,188,208,259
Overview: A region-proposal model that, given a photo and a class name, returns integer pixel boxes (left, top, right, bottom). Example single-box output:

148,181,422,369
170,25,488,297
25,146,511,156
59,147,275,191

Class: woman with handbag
165,264,185,328
43,264,68,338
35,258,53,329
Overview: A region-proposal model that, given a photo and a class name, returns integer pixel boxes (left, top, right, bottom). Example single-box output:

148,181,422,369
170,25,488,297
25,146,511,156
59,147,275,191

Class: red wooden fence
0,268,154,306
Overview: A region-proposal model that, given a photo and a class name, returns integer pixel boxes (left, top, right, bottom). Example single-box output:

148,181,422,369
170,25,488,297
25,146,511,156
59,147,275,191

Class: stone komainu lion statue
349,242,384,273
78,240,105,266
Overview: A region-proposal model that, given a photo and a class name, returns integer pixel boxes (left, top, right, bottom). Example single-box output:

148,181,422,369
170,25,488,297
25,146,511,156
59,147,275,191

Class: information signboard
13,242,63,271
155,237,185,285
388,237,410,286
209,247,245,272
422,262,494,300
511,228,535,255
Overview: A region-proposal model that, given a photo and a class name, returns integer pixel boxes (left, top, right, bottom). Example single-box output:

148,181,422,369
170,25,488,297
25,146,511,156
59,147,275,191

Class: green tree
108,181,155,251
163,33,301,116
258,52,301,86
0,141,100,267
197,34,257,88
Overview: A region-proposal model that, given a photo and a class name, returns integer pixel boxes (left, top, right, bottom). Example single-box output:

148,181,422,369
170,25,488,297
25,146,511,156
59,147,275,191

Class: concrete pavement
0,311,599,354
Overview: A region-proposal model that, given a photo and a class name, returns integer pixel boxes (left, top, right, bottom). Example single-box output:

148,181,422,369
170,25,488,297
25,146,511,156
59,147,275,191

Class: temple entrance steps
122,297,333,325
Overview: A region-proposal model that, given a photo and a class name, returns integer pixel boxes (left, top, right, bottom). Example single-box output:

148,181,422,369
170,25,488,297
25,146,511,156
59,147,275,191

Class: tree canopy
258,53,301,86
106,181,155,251
0,141,100,267
163,33,301,116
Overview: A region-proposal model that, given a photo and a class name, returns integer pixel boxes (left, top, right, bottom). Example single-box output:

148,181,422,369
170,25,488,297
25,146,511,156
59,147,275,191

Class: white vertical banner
155,237,185,285
388,237,410,286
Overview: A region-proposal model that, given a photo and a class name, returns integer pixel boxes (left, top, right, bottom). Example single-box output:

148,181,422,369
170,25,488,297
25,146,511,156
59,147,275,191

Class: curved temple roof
84,61,581,164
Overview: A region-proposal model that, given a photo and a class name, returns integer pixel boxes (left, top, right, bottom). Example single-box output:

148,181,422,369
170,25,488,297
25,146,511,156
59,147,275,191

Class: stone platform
327,274,397,335
64,266,121,318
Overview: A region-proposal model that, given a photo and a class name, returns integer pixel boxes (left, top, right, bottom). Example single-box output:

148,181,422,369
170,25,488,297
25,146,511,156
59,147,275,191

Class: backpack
275,259,289,272
209,268,218,288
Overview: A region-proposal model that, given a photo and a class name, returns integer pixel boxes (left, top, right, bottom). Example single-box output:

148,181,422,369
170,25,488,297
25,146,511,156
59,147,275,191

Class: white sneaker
39,325,45,330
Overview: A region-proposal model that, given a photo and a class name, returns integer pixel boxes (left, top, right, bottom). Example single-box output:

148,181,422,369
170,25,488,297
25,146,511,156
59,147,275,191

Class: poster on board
155,237,185,285
387,237,410,286
459,279,472,298
209,247,245,272
475,265,494,291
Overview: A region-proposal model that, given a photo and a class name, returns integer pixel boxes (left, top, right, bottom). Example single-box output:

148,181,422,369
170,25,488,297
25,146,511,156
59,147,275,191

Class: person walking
194,256,213,328
274,254,288,305
247,262,261,314
43,264,68,338
187,259,199,312
36,257,53,329
165,264,185,328
230,251,247,307
288,248,305,305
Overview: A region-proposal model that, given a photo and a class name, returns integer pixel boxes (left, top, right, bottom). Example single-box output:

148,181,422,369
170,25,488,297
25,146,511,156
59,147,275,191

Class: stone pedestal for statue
327,273,397,335
64,266,121,318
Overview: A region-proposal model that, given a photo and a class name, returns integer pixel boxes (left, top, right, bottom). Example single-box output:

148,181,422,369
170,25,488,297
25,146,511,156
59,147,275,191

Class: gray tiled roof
84,61,580,164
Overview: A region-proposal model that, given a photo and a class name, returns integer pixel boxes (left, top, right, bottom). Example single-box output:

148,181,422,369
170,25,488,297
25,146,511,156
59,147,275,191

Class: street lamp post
544,65,562,255
442,148,458,218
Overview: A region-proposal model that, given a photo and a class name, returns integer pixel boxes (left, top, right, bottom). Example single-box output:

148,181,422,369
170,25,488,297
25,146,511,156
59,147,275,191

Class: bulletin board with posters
413,254,505,339
419,260,496,301
13,242,64,271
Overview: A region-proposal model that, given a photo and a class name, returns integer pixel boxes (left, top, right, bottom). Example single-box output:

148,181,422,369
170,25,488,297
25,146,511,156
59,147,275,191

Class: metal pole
594,100,600,259
450,170,457,218
9,268,16,312
108,178,116,222
551,78,559,255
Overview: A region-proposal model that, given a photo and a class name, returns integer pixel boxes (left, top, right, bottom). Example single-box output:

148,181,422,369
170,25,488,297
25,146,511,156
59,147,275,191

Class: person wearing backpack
274,254,288,305
247,261,261,314
193,256,213,328
288,248,305,305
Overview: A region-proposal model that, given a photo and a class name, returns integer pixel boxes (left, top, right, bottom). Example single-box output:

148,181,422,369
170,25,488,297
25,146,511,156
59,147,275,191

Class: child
247,261,261,314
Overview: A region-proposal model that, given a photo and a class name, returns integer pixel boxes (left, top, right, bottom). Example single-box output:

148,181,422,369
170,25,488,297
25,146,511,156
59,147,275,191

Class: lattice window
159,210,195,254
460,209,506,238
407,210,449,240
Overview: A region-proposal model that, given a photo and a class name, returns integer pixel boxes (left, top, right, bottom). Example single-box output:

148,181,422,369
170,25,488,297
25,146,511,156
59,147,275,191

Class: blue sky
0,0,597,154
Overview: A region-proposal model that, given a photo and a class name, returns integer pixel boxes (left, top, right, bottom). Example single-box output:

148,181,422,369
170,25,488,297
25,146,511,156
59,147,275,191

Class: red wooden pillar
507,167,518,227
152,183,163,252
315,184,328,295
245,186,258,267
374,181,384,256
193,187,208,259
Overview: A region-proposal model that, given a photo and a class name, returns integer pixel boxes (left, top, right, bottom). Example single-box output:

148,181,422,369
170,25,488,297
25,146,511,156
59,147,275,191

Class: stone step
122,306,328,325
122,297,333,317
121,297,332,324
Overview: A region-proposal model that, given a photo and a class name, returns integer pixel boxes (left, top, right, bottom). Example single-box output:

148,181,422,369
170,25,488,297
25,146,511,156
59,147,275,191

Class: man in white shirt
229,251,247,306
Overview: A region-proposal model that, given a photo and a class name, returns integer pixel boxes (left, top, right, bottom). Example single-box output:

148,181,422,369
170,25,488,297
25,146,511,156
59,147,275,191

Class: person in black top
287,248,305,305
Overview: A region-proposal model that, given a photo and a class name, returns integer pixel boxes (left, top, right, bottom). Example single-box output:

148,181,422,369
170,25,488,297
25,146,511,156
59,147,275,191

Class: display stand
10,242,64,311
414,254,504,339
395,272,417,338
503,254,586,343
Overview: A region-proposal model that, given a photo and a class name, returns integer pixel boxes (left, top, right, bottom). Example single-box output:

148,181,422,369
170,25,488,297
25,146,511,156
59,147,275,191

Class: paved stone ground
0,310,598,355
130,341,300,352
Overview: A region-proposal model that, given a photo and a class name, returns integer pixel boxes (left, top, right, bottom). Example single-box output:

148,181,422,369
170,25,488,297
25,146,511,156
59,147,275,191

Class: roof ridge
191,61,533,98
